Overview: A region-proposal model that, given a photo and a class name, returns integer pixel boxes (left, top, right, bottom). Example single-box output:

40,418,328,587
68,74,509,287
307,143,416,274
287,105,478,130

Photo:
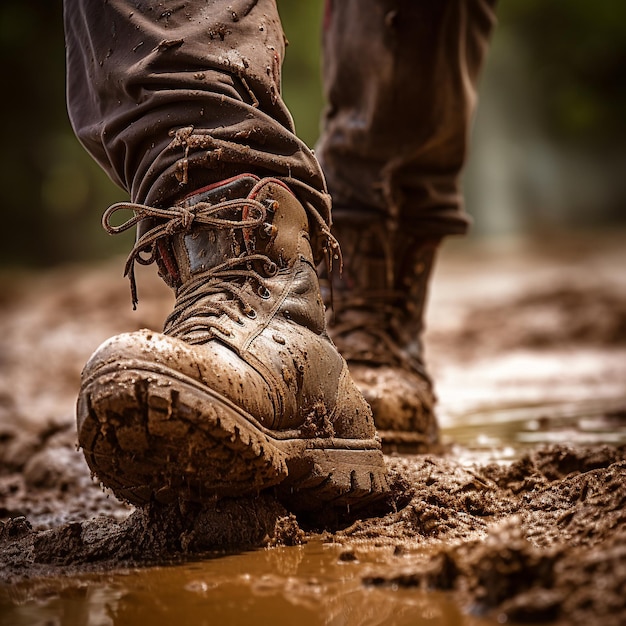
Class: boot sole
77,365,389,512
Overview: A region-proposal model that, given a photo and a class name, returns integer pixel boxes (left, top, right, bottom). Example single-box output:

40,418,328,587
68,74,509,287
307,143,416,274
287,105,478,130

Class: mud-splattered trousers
64,0,497,258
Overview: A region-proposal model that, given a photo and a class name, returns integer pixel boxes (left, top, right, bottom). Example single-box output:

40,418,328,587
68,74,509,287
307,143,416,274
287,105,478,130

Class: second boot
327,211,440,451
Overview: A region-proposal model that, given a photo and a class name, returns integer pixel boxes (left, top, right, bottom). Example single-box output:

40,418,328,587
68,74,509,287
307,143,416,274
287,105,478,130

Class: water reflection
442,395,626,465
2,541,494,626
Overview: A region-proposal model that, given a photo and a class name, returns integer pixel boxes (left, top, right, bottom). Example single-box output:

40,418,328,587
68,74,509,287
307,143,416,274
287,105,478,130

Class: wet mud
1,234,626,625
357,446,626,625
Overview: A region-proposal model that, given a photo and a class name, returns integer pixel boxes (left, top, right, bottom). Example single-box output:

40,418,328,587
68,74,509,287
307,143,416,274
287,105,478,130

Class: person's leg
65,0,334,261
65,0,388,513
318,0,497,447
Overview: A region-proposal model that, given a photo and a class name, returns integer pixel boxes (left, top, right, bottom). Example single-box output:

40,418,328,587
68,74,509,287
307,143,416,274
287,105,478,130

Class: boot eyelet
260,223,275,240
246,309,257,319
263,261,278,276
258,286,271,299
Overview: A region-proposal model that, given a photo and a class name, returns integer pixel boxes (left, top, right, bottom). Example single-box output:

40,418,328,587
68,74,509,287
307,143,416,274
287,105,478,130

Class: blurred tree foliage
278,0,325,148
0,0,624,267
498,0,626,144
0,3,118,266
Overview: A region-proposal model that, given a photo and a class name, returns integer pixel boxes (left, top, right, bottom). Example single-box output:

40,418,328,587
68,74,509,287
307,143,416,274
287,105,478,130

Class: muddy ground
1,232,625,624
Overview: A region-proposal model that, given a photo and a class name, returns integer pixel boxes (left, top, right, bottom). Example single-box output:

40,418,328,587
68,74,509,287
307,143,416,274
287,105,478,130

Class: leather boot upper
88,176,375,439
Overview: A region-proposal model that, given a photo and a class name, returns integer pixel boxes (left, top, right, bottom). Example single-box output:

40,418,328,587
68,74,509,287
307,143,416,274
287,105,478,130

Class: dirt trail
1,232,626,624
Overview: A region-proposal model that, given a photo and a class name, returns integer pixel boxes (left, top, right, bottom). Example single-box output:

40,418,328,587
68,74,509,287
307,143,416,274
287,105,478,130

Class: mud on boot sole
77,366,389,511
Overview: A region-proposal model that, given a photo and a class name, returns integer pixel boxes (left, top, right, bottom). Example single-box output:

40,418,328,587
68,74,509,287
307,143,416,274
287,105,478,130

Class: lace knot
102,196,267,309
164,207,195,234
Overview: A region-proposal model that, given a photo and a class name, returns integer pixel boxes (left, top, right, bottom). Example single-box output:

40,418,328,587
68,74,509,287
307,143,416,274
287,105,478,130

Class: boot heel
279,445,389,512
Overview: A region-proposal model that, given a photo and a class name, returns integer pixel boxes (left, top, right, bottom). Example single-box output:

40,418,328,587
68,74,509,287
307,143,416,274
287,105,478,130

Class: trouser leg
64,0,331,258
320,0,497,445
318,0,497,237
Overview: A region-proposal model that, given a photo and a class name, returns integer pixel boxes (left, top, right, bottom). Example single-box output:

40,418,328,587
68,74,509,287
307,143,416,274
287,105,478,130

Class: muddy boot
327,212,440,452
77,176,389,514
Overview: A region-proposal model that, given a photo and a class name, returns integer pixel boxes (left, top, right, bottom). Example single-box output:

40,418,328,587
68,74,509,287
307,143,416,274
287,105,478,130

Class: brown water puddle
441,395,626,465
2,540,497,626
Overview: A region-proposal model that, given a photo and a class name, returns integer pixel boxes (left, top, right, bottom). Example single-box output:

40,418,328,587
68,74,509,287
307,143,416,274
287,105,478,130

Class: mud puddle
441,396,626,465
1,540,496,626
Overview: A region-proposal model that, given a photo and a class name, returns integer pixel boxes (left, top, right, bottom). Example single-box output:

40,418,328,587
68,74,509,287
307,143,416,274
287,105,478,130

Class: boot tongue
172,175,259,283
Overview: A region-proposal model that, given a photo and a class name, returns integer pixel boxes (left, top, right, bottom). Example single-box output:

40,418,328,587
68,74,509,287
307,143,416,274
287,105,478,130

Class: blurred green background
0,0,624,268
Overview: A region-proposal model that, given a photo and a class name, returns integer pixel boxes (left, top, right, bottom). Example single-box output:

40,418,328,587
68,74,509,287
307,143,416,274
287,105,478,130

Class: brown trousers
64,0,496,257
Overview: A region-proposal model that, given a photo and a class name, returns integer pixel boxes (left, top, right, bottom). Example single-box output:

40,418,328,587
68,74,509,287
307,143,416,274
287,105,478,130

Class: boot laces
103,196,277,341
163,252,277,342
331,292,431,383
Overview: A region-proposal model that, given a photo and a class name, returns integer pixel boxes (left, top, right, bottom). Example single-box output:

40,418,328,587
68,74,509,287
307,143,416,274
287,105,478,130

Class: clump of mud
0,496,303,584
351,445,626,625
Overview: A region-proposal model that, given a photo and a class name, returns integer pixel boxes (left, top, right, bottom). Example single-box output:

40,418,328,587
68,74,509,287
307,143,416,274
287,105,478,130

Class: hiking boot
77,176,389,513
326,211,439,451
